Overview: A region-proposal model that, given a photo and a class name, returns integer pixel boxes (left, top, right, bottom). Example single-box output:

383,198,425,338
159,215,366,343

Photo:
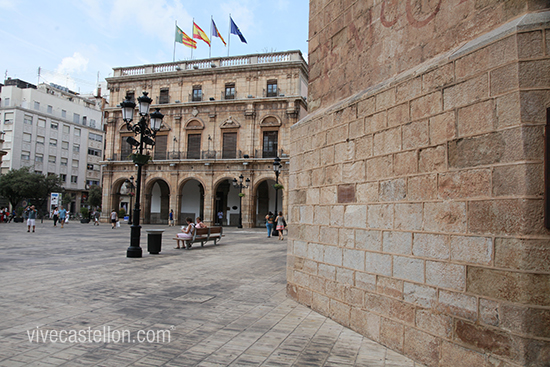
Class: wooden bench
173,226,224,250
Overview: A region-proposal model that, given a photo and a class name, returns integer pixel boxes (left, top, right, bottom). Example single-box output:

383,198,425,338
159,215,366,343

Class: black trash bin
146,229,165,254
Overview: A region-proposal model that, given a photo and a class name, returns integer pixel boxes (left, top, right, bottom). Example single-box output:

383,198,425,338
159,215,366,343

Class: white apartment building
0,79,105,212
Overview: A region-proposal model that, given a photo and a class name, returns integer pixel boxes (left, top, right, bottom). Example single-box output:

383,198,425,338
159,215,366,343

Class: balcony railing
109,149,285,162
113,51,305,77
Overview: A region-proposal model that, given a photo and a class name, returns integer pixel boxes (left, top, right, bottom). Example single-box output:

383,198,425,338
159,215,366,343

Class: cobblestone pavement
0,220,424,367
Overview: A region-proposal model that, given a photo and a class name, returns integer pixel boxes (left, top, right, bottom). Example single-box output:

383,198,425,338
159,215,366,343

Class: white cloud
108,0,192,46
56,52,89,74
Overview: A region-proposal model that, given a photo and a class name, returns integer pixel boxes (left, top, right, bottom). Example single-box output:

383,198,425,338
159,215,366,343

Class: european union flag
230,17,247,44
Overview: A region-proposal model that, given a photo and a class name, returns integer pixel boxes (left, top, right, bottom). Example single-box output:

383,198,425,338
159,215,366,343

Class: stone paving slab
0,221,424,366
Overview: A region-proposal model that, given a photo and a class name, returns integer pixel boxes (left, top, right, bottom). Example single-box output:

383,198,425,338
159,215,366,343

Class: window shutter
187,134,201,159
223,132,237,159
154,135,168,160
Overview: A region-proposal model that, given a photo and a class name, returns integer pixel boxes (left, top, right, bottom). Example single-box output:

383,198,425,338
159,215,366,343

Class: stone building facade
102,51,307,227
288,1,550,366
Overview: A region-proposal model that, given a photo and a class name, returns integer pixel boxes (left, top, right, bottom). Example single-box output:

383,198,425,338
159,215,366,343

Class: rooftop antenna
37,67,41,85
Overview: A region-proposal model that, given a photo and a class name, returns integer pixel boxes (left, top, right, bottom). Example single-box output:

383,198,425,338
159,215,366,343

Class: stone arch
213,176,242,226
184,118,205,130
143,177,171,224
252,177,282,227
177,177,206,225
109,177,134,219
259,115,282,127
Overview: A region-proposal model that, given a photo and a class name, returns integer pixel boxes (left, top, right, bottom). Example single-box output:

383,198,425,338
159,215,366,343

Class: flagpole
209,16,213,59
191,19,194,60
173,21,177,62
227,14,231,57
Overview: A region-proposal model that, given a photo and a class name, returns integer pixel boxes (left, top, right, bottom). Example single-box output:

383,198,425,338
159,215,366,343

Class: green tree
88,185,102,209
0,167,62,217
0,167,35,208
28,174,63,216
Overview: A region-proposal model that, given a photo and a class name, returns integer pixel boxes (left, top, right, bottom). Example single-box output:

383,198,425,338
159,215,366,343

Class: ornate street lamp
124,176,135,224
273,156,281,213
272,157,281,236
232,174,250,228
121,92,164,258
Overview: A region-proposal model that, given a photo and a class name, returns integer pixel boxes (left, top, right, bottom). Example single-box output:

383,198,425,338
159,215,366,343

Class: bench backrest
191,226,223,241
209,227,222,235
194,228,209,236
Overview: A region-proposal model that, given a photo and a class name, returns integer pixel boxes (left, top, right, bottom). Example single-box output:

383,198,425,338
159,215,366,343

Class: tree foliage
88,185,102,209
0,167,62,211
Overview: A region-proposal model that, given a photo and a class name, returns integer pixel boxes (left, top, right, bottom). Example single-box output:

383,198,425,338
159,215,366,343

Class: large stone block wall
288,3,550,366
308,0,550,112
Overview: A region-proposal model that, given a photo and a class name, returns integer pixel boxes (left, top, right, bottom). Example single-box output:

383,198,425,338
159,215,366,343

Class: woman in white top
175,217,195,249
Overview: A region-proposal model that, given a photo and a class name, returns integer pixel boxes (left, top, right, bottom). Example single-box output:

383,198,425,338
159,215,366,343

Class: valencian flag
230,16,247,44
193,22,211,46
175,25,196,49
211,18,226,46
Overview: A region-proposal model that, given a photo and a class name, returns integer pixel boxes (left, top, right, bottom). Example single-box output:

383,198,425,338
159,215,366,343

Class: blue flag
230,17,247,44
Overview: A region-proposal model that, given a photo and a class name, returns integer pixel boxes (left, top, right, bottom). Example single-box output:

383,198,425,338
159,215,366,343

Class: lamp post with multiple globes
124,176,135,225
232,174,250,228
120,92,164,258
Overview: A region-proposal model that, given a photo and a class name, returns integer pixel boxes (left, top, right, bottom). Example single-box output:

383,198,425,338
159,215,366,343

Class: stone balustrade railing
114,51,304,77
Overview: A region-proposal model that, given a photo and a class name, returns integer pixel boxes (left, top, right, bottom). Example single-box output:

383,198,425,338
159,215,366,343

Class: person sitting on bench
195,217,207,229
175,217,194,249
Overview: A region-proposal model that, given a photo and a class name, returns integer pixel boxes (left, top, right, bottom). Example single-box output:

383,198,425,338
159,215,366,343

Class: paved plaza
0,220,423,367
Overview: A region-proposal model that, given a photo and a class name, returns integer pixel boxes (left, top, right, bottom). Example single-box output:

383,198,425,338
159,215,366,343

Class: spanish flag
175,25,197,49
193,22,210,46
211,19,226,46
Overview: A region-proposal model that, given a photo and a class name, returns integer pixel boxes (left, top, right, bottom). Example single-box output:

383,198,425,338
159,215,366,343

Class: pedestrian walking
110,209,118,229
8,209,15,223
52,207,59,227
275,211,287,240
58,206,67,228
93,210,100,225
26,205,37,232
217,211,223,225
265,211,275,238
169,209,174,226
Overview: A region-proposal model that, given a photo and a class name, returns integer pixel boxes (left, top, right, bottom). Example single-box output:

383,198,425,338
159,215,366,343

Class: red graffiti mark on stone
380,0,399,28
406,0,442,28
381,0,444,29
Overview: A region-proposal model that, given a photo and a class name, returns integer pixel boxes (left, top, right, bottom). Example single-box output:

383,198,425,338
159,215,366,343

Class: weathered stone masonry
288,1,550,366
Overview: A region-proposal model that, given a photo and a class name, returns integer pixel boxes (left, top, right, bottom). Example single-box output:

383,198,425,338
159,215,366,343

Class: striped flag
193,22,211,46
211,19,226,46
175,25,196,49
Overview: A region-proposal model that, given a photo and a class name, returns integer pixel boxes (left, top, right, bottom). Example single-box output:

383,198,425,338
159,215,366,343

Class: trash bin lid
145,229,165,233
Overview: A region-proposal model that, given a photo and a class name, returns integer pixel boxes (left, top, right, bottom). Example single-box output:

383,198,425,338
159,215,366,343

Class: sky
0,0,309,96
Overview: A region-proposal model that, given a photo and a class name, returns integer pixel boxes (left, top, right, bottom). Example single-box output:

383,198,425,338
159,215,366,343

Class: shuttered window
222,132,237,159
187,134,201,159
154,135,168,160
